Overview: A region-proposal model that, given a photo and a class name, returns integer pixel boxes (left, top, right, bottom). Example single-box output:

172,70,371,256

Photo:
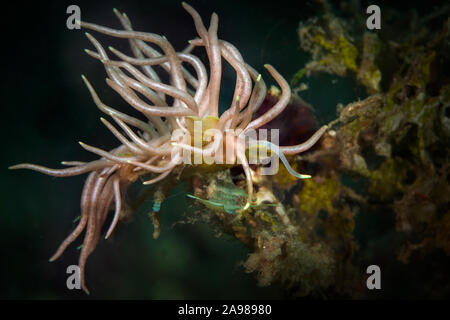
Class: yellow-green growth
291,68,306,86
312,33,358,73
273,159,301,187
368,158,409,201
297,176,340,215
337,35,358,72
256,211,279,233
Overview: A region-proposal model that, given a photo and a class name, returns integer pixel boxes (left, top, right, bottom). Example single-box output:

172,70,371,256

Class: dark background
1,0,446,299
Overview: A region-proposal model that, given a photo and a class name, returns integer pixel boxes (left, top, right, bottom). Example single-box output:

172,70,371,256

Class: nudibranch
10,3,327,293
